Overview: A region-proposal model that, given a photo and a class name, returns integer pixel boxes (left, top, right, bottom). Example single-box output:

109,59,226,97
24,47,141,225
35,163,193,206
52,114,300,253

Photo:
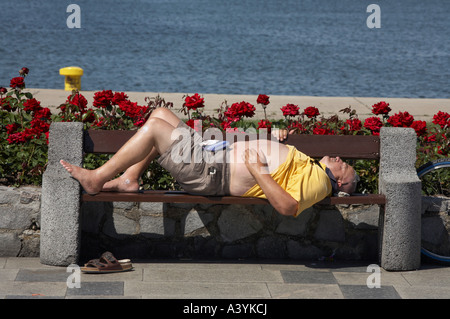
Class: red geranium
371,101,391,115
387,111,414,127
303,106,320,118
10,77,25,89
281,104,299,117
184,93,204,111
93,90,114,109
257,94,270,106
432,111,450,129
364,117,383,135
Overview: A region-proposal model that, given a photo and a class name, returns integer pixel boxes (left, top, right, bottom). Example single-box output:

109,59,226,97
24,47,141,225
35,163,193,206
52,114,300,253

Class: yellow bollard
59,66,83,91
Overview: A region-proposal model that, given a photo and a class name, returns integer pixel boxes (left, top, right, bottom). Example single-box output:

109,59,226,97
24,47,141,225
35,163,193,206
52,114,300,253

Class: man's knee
150,107,172,119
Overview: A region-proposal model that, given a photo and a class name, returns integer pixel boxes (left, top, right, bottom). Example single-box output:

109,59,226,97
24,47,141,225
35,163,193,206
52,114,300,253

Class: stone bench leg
40,122,83,266
379,127,422,271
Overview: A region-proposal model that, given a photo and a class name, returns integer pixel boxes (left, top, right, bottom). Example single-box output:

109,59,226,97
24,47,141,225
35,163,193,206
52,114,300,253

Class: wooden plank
286,135,380,159
84,129,380,159
82,191,386,206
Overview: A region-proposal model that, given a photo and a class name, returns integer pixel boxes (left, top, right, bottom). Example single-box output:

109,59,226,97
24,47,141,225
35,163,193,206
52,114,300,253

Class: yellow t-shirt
242,145,332,217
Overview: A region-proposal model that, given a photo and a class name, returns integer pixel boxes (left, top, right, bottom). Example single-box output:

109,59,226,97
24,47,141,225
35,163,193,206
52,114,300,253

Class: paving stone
66,281,124,296
339,284,401,299
267,283,344,299
15,269,68,282
281,270,338,284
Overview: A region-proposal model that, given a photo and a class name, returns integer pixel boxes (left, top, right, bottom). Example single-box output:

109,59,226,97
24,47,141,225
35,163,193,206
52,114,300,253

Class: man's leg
60,108,182,195
102,108,182,192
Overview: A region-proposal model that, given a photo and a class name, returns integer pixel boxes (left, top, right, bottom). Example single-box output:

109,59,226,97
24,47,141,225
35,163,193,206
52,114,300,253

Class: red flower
257,94,270,106
93,90,114,109
411,120,427,137
364,117,383,135
112,92,128,105
224,101,255,121
23,98,42,112
432,111,450,129
7,132,26,144
66,93,88,111
303,106,320,118
343,118,362,132
118,100,148,119
19,67,29,76
289,121,306,133
0,87,7,95
281,104,299,117
185,119,195,129
10,77,25,89
184,93,204,111
6,123,19,135
31,118,50,134
257,119,272,131
313,122,334,135
387,111,414,127
371,101,391,115
34,107,52,120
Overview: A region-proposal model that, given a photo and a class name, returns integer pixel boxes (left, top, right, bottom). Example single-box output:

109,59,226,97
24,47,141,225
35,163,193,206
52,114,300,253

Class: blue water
1,0,449,98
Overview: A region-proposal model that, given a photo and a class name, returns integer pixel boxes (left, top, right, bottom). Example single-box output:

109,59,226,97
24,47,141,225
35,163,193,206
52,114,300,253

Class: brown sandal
81,251,133,274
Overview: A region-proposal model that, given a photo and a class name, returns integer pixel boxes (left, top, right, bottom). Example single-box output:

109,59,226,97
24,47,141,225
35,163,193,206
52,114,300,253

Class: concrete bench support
40,122,83,266
379,127,422,271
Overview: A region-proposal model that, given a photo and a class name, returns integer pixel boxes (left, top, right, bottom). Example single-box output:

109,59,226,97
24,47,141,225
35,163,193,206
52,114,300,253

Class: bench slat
84,129,380,159
82,191,386,205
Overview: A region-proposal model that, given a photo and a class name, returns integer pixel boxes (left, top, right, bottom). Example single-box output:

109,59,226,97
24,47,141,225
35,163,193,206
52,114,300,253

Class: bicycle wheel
417,158,450,263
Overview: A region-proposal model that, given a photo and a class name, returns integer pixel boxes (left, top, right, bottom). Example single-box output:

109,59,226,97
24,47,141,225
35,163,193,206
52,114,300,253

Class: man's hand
271,128,295,142
242,147,298,216
243,148,269,176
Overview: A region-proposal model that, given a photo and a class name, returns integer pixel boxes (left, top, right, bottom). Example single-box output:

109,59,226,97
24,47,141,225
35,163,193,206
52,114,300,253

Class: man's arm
243,148,298,216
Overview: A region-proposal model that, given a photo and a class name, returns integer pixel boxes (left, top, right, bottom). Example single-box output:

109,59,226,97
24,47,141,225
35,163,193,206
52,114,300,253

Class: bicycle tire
417,158,450,263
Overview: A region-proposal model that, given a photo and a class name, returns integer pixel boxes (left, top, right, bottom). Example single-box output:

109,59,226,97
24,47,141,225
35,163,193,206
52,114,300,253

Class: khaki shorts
157,122,230,196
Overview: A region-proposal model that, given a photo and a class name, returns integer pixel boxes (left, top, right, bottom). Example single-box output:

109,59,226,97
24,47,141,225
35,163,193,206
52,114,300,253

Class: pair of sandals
81,251,133,274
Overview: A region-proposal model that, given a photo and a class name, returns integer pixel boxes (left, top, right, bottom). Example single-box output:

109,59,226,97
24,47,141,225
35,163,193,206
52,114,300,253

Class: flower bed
1,68,449,193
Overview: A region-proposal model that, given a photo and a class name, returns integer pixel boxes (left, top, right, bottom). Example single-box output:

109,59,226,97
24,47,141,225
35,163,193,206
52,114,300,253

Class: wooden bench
81,129,386,206
40,122,422,271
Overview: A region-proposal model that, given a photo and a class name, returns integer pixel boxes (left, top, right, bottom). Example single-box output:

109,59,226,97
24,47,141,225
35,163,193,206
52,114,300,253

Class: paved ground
28,88,450,121
2,257,450,300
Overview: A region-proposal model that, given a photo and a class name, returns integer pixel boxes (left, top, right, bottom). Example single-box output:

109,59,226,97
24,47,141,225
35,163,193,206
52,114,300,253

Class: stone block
40,122,83,266
379,127,422,271
314,209,345,242
140,215,175,238
218,205,263,243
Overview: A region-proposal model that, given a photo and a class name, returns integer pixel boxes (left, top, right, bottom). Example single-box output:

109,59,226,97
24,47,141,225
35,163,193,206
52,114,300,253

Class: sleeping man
60,107,358,217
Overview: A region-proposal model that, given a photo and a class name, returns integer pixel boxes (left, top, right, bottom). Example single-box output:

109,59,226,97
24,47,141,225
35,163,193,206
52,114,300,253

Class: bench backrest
83,129,380,160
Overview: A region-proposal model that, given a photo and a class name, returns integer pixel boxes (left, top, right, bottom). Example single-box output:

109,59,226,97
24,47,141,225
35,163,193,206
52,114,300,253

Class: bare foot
60,160,103,195
102,176,139,192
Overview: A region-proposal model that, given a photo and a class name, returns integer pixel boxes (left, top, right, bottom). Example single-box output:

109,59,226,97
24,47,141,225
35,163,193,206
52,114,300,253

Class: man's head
320,156,359,194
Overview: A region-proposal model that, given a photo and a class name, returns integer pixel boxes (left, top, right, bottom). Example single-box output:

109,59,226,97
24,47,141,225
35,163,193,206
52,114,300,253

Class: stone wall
0,186,41,257
1,185,449,262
